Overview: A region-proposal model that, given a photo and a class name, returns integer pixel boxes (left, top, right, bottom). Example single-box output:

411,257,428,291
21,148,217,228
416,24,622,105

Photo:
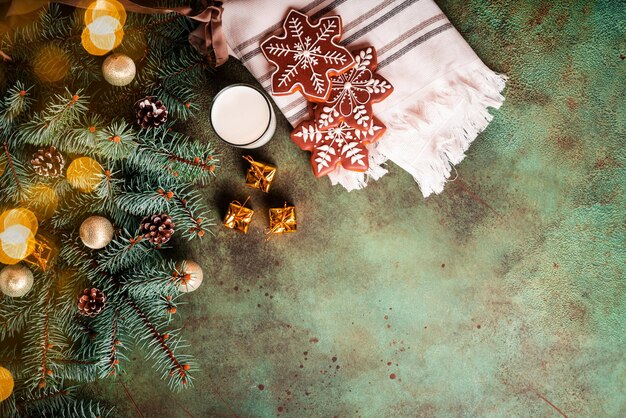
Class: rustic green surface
98,1,625,416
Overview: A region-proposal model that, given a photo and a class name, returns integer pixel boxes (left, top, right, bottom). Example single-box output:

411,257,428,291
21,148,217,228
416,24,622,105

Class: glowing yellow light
81,18,124,56
66,157,103,192
0,366,14,402
0,208,38,265
81,0,126,57
89,16,123,49
85,0,127,26
33,45,70,83
1,208,38,236
23,184,58,220
0,225,35,260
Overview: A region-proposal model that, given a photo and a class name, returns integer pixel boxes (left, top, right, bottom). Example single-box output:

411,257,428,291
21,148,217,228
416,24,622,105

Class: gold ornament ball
102,53,136,86
0,366,14,401
178,260,203,293
0,264,34,298
80,216,114,249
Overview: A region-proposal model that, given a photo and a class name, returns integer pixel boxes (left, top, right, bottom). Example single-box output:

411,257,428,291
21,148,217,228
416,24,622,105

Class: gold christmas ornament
177,260,203,293
265,203,297,239
244,155,277,193
80,216,114,249
23,235,57,272
0,264,34,297
223,198,254,234
0,366,14,402
102,53,136,86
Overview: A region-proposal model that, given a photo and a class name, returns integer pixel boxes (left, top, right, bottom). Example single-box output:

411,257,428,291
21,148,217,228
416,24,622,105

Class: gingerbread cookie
261,9,355,102
291,113,386,177
316,47,393,130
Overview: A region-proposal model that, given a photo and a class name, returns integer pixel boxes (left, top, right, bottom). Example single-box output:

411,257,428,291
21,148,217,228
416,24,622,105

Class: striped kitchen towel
221,0,507,196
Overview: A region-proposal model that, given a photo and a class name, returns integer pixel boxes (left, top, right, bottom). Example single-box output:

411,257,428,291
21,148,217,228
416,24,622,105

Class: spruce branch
0,81,33,129
124,294,195,391
96,230,160,274
16,89,88,149
1,141,26,200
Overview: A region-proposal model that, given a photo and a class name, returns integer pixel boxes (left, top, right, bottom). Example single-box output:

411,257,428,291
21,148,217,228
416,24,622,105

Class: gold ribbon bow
223,197,254,233
4,0,229,67
265,203,296,240
243,155,276,193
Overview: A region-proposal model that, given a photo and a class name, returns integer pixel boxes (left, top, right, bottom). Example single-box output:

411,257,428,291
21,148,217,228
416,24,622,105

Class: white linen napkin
221,0,507,196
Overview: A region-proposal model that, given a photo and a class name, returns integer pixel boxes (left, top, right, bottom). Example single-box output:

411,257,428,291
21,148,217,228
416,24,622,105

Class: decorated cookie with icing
261,9,355,102
315,47,393,130
291,111,386,177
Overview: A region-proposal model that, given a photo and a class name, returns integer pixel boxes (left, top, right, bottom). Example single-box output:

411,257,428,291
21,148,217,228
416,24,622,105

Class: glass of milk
210,84,276,149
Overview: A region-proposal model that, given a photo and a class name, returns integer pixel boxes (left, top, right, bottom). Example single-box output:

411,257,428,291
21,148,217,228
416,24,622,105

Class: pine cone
135,96,168,129
77,288,106,317
140,213,175,245
31,146,65,177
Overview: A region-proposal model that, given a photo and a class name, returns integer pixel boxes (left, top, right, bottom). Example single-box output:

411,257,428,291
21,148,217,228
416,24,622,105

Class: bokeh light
23,184,59,220
81,16,124,55
66,157,103,192
33,45,70,83
85,0,126,26
81,0,126,56
0,208,38,264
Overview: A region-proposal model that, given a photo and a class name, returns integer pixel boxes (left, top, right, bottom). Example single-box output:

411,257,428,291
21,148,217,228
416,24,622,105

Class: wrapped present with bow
23,234,56,271
223,198,254,234
244,155,276,193
265,203,297,239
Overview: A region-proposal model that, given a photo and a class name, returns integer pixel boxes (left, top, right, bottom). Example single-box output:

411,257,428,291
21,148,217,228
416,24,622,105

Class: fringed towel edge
328,60,508,196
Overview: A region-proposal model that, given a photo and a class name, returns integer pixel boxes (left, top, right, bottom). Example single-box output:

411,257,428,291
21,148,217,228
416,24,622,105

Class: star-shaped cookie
261,9,355,102
291,113,386,177
315,47,393,130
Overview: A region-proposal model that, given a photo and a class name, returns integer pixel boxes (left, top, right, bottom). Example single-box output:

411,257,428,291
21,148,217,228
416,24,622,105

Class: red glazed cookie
316,47,393,130
261,9,355,102
291,113,386,177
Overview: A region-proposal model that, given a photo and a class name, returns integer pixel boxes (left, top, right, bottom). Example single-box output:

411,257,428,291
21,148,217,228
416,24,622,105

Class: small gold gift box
24,234,56,271
244,155,276,193
223,198,254,234
266,203,297,238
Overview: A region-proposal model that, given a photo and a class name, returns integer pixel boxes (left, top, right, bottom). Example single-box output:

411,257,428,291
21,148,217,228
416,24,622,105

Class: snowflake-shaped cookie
316,47,393,130
261,9,355,102
291,115,386,177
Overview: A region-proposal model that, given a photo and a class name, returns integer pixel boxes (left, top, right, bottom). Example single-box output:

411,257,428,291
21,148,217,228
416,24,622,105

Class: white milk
210,84,276,149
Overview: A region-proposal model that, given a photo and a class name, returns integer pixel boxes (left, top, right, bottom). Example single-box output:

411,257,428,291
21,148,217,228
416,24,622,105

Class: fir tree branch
3,142,23,196
124,294,194,390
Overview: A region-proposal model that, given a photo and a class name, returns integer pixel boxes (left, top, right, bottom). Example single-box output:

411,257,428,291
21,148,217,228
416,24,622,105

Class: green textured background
98,0,626,416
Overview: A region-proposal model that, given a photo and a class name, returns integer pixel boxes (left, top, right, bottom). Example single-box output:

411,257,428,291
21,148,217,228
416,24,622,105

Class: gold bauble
0,366,14,401
79,216,114,249
0,264,34,297
102,53,136,86
177,260,204,293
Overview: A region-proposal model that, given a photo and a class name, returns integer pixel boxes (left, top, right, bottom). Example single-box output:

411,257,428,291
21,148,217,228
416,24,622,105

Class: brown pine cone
135,96,168,129
140,213,175,245
77,288,106,317
31,146,65,177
